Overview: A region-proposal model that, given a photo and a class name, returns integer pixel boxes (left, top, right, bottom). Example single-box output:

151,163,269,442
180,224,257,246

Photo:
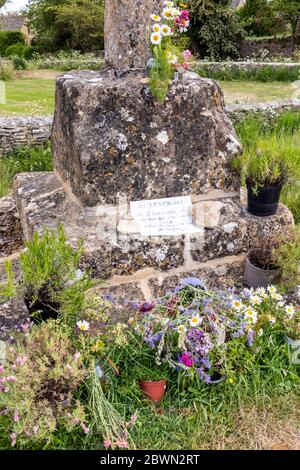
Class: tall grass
0,144,52,197
235,111,300,224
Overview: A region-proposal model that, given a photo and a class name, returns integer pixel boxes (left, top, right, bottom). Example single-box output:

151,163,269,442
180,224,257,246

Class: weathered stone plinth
52,70,242,207
13,172,294,300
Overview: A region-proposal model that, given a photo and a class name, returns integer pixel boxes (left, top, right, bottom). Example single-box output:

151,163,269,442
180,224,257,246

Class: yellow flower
153,23,161,33
90,341,105,353
231,299,243,311
228,377,234,384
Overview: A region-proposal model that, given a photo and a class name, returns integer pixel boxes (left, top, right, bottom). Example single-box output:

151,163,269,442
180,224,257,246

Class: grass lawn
0,70,58,116
0,70,296,116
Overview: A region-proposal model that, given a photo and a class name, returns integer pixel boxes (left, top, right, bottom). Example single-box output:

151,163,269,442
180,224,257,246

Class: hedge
0,30,25,56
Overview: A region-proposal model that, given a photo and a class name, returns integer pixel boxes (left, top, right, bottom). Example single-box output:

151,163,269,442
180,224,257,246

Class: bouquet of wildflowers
148,1,192,101
126,279,299,384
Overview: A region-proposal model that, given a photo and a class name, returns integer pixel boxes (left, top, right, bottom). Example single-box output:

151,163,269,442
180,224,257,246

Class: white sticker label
130,196,202,236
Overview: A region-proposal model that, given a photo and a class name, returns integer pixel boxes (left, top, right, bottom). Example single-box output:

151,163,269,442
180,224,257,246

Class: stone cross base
12,172,294,300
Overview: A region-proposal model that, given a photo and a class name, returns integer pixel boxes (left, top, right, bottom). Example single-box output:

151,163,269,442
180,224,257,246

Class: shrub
23,45,38,60
195,63,300,82
0,321,88,448
12,56,27,71
0,30,25,56
5,43,26,58
0,61,14,81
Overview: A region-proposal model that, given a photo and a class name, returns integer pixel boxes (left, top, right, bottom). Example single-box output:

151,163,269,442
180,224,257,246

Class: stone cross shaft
104,0,163,70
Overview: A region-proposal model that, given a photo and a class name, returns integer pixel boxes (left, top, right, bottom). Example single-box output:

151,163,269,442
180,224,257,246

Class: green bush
12,56,27,70
5,43,26,58
0,30,25,56
23,45,38,60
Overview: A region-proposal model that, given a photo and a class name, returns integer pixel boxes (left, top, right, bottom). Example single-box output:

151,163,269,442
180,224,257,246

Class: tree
189,0,244,60
0,1,7,8
27,0,104,52
273,0,300,50
237,0,284,37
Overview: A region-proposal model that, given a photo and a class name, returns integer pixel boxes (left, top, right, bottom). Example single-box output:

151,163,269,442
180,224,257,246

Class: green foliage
0,144,53,198
237,0,284,37
5,43,26,58
190,0,244,60
19,225,87,309
30,49,103,71
23,45,39,60
0,30,25,56
234,111,300,222
149,44,173,103
27,0,105,52
0,262,16,303
272,227,300,290
195,63,300,82
0,61,14,81
273,0,300,35
0,321,88,448
12,56,27,71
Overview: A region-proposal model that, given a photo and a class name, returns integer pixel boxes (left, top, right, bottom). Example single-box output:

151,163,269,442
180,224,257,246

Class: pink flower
10,433,17,447
13,412,19,423
74,352,81,361
33,425,39,435
0,365,4,374
66,364,72,371
182,49,192,61
179,352,194,367
15,356,27,366
80,423,90,434
6,376,17,382
103,438,112,449
128,412,138,427
116,438,129,449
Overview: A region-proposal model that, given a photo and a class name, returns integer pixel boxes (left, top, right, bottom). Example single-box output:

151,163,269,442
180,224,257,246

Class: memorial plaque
130,196,202,236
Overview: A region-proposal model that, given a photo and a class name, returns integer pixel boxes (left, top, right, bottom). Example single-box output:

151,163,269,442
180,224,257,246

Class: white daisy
162,8,174,20
76,320,90,332
256,287,266,296
152,23,161,33
250,295,262,306
150,14,161,22
164,1,174,6
244,309,258,325
285,305,295,319
274,293,283,301
231,299,244,311
161,24,172,36
150,32,162,45
167,52,178,64
267,285,277,295
189,315,202,327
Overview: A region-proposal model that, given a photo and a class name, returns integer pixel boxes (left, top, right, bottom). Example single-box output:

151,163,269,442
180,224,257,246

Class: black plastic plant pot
244,251,280,289
246,180,283,217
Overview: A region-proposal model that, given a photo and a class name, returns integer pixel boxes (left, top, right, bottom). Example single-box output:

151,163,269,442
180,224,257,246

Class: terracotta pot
139,379,167,402
244,251,280,289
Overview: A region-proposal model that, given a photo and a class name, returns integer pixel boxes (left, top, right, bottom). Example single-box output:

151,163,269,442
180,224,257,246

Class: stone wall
2,100,300,156
226,99,300,125
239,36,300,59
0,117,52,156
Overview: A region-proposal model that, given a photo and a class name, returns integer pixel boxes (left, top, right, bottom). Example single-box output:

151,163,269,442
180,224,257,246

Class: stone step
13,172,294,285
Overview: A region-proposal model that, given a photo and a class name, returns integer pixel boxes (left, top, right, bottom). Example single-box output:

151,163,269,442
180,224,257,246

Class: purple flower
247,330,255,347
197,368,212,384
201,357,211,370
139,302,155,313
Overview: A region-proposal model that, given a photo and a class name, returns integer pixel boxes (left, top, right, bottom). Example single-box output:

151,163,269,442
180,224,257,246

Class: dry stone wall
0,117,52,156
